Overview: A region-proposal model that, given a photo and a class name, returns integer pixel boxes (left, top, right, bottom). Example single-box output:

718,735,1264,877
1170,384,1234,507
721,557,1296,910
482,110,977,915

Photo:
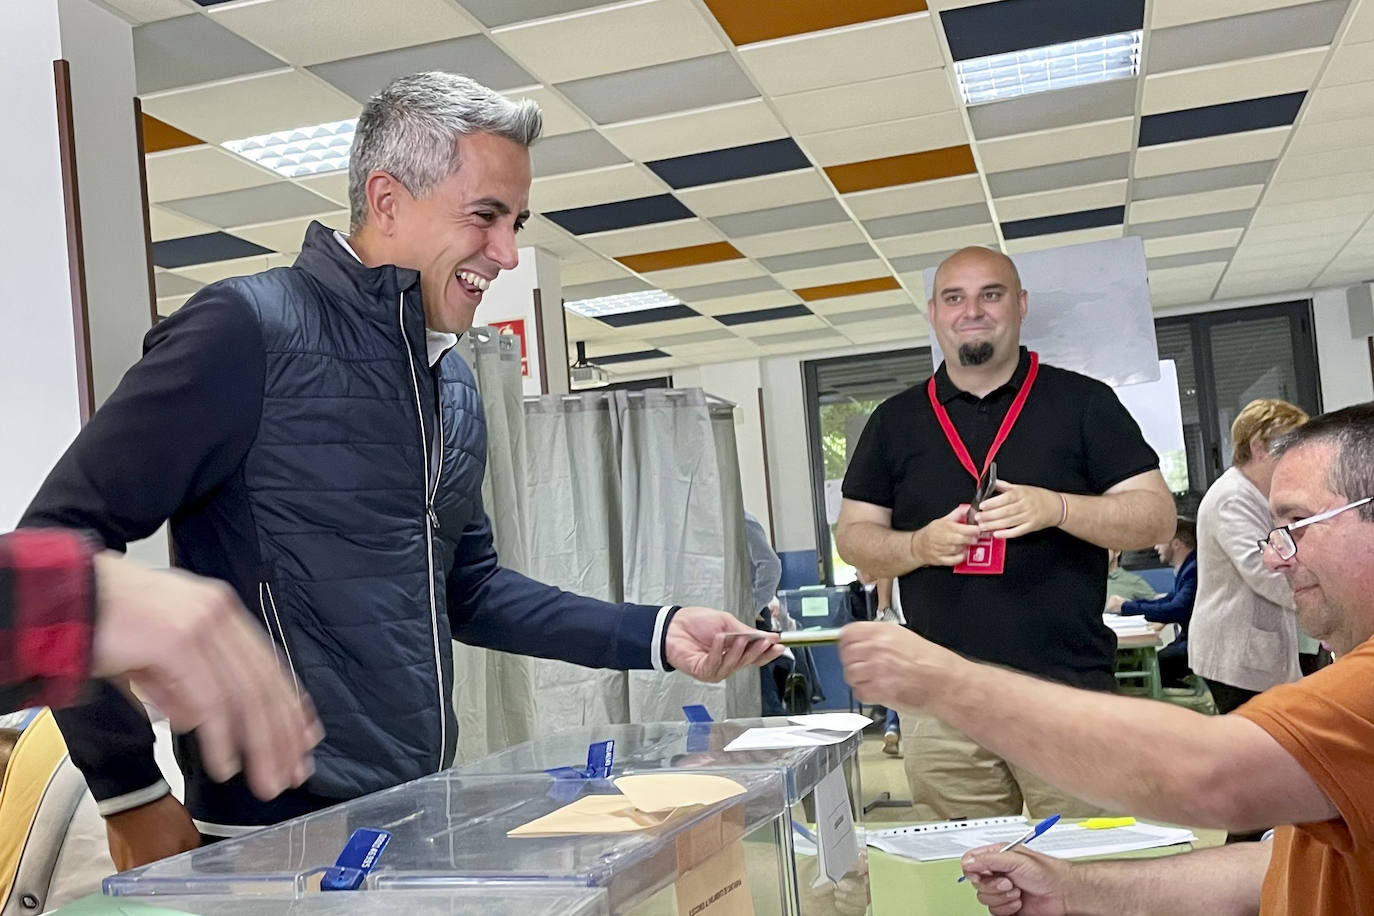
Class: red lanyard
926,351,1040,482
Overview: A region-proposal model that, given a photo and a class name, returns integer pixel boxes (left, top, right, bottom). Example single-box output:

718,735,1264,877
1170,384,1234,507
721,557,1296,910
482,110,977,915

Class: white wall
1,0,82,528
673,360,771,537
1312,288,1374,410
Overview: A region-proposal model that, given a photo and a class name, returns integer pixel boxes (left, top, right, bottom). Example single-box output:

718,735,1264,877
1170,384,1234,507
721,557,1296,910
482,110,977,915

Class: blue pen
957,813,1060,883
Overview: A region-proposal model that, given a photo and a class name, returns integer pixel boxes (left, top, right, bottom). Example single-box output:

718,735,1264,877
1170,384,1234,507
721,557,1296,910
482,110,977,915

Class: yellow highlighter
1080,817,1136,829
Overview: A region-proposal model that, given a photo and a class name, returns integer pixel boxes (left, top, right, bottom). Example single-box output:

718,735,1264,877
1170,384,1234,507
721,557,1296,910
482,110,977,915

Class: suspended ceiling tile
1132,161,1276,199
162,182,339,228
1141,49,1328,116
616,241,744,273
1142,228,1246,257
995,181,1128,223
888,249,959,275
728,315,829,338
1301,80,1374,124
295,172,350,207
1130,210,1253,239
1215,267,1319,297
210,0,480,67
976,118,1134,173
149,205,213,242
153,269,204,299
806,290,914,315
1147,0,1347,73
532,163,666,213
967,80,1138,141
1321,39,1374,87
737,13,941,97
863,202,992,240
795,276,901,301
156,295,193,317
595,348,674,365
1150,0,1331,30
1139,92,1306,146
647,139,812,189
563,276,652,302
561,258,636,287
1128,186,1266,224
171,252,293,285
772,70,957,136
152,234,274,270
732,222,869,259
690,289,801,316
1005,224,1123,254
1146,248,1236,271
1275,146,1374,181
773,259,891,291
844,175,985,221
603,99,786,162
799,111,971,167
101,0,195,24
511,85,593,137
462,0,610,28
563,312,620,342
141,114,203,154
308,35,534,101
758,244,880,274
230,212,349,253
702,0,928,46
1250,196,1374,226
1002,208,1124,242
874,223,999,258
1345,0,1374,42
493,0,725,84
824,304,921,327
670,276,781,302
712,199,850,238
751,329,849,351
145,147,273,202
594,303,700,328
544,194,694,235
639,259,767,290
674,168,832,217
557,53,758,125
1241,212,1366,243
985,153,1129,198
1148,261,1227,291
1264,172,1374,205
531,130,627,178
942,0,1144,60
578,218,725,258
133,13,283,94
825,146,977,194
841,320,927,344
661,339,765,360
1133,127,1290,177
142,70,359,145
715,303,815,325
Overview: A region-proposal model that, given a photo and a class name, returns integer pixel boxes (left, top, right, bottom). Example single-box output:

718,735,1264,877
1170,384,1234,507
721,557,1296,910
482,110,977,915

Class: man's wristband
659,606,682,672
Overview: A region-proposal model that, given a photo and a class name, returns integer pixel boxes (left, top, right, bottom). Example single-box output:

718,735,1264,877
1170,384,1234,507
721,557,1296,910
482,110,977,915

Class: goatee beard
958,342,994,366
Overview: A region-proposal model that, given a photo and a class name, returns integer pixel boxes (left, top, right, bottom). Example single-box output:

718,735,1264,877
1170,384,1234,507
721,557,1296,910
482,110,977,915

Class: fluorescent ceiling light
221,119,357,178
954,31,1142,105
565,288,681,318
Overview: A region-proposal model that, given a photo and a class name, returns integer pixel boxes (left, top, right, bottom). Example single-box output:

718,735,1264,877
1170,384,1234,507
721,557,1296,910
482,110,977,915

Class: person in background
836,246,1174,820
1107,517,1198,687
0,528,319,799
1189,399,1309,714
1105,548,1157,606
841,403,1374,916
874,576,903,757
743,512,790,716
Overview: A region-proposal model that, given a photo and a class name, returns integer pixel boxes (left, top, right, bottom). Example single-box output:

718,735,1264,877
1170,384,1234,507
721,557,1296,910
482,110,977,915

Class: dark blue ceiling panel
595,304,700,327
544,194,695,235
594,348,670,364
715,304,814,326
151,232,273,269
943,0,1145,61
646,139,812,190
1138,92,1306,146
1000,206,1124,240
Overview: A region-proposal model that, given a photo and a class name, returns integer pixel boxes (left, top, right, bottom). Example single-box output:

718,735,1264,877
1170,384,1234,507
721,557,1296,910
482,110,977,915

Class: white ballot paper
867,817,1195,861
814,767,859,884
723,713,870,752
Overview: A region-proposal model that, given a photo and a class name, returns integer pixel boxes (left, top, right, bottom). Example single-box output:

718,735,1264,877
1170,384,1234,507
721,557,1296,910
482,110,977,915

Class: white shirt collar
334,230,457,366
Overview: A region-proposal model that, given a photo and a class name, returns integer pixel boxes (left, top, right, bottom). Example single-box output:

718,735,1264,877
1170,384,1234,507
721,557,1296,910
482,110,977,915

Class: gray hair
348,71,542,230
1271,402,1374,521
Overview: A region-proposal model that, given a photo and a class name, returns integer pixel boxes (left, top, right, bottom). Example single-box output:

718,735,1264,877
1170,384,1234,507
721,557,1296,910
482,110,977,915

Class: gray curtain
450,330,537,762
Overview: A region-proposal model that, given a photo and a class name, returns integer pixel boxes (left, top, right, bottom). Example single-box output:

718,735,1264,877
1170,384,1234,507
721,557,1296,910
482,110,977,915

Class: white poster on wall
923,236,1159,388
1114,360,1188,494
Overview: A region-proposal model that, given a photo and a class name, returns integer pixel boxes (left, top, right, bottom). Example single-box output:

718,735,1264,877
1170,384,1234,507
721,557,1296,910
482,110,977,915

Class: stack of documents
1103,614,1157,638
867,816,1195,861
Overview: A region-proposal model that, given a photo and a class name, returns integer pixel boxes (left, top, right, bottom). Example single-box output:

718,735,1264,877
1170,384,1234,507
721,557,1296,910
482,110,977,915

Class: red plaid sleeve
0,529,96,710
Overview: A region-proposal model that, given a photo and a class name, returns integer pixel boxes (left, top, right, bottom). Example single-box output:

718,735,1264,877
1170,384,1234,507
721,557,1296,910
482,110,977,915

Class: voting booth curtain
453,332,756,761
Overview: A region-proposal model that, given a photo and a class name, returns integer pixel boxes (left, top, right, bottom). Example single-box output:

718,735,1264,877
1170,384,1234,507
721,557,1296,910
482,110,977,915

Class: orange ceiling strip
824,146,978,194
616,241,744,273
142,114,203,153
703,0,928,46
795,276,902,301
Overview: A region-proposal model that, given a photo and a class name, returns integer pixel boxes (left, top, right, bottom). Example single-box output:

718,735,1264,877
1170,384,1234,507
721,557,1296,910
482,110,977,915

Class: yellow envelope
508,792,680,837
613,774,746,813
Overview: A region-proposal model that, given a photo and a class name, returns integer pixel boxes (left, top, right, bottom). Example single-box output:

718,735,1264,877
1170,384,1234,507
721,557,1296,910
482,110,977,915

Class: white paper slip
867,818,1194,862
788,713,873,734
814,767,859,884
723,725,856,751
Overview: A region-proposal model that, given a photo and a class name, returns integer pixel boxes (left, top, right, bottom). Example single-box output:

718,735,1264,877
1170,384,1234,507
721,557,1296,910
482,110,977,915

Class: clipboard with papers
866,816,1195,861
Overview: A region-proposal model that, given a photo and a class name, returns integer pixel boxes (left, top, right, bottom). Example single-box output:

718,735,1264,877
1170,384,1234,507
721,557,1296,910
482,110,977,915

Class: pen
957,813,1060,883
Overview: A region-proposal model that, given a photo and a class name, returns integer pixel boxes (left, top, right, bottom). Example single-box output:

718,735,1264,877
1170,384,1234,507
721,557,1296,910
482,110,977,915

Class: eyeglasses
1258,496,1373,560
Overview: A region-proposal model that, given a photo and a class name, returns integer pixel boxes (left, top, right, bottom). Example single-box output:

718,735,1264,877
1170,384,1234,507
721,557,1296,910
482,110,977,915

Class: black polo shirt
842,348,1159,690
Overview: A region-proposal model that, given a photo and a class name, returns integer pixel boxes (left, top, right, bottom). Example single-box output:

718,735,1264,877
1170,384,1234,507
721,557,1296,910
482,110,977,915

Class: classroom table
1114,627,1165,699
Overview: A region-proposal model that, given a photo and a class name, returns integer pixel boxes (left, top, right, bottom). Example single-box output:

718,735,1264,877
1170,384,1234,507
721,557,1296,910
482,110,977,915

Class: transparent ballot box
55,888,608,916
104,769,791,915
456,721,870,916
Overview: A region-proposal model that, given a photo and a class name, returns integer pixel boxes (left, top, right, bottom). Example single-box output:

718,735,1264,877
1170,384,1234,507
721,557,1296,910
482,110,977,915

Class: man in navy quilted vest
21,71,781,870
